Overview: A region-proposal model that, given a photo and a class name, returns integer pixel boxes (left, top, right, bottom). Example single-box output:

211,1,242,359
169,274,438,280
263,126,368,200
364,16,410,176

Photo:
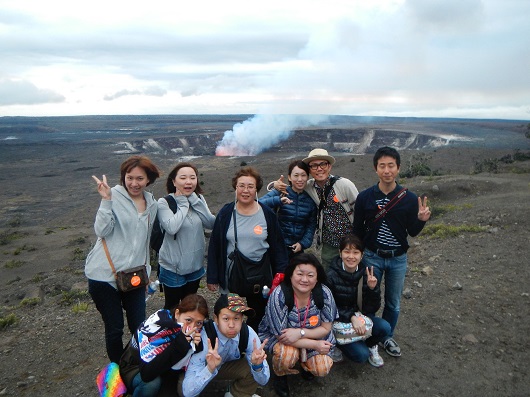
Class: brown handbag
102,239,149,292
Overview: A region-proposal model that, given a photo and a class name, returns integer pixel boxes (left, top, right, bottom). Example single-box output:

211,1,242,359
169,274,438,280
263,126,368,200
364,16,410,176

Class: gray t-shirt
222,207,268,291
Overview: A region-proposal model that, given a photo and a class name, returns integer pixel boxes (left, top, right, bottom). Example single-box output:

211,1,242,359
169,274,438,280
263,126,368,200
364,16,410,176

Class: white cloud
0,0,528,119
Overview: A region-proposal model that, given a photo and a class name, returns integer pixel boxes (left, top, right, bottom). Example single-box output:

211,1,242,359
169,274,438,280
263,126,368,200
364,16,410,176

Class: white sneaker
368,345,384,367
224,391,260,397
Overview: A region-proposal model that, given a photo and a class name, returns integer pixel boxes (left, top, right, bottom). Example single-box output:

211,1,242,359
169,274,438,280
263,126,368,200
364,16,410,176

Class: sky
1,0,529,120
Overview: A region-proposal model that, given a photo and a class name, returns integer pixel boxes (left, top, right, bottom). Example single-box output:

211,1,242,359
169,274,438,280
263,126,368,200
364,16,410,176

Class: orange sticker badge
254,225,263,235
333,195,339,203
131,275,141,287
308,315,319,327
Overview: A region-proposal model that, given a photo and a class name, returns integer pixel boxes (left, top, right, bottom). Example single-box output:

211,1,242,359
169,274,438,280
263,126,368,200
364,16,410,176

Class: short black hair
283,252,327,287
373,146,400,169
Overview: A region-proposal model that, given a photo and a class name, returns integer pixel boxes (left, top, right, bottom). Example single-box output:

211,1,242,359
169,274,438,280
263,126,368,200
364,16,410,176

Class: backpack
318,175,341,213
150,195,178,253
203,319,249,356
281,282,325,312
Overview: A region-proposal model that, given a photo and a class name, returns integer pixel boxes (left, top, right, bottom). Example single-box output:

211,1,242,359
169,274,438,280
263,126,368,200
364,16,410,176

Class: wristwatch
300,329,305,338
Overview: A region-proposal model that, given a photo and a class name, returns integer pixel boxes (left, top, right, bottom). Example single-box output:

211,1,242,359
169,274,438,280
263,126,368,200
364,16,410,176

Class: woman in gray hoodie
157,162,215,310
85,155,161,363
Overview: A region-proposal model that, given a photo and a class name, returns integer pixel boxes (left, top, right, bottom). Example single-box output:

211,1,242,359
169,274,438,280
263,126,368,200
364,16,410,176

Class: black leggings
162,279,201,310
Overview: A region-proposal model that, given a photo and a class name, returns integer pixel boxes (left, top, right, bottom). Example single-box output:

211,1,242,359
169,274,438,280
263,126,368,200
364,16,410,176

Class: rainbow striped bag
96,362,127,397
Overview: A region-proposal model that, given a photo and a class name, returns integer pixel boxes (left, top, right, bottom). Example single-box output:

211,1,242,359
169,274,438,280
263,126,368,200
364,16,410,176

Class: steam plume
215,114,329,156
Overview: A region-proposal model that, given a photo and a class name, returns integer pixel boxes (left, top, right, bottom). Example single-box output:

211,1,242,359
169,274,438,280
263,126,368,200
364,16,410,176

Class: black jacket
325,255,381,322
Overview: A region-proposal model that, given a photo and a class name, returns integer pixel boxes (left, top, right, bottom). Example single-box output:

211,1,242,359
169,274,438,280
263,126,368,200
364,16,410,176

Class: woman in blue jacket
260,160,317,258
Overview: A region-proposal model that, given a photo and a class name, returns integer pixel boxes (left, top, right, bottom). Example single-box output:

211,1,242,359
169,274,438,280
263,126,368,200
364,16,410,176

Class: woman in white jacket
157,162,215,310
85,155,161,363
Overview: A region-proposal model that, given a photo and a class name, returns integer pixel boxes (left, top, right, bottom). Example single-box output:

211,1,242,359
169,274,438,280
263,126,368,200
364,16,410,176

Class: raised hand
366,266,377,289
250,337,268,366
273,175,288,194
92,175,111,200
418,195,431,221
205,337,222,373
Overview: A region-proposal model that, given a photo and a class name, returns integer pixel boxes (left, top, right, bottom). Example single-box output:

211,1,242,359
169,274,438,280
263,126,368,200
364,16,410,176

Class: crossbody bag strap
372,187,408,223
357,276,363,313
101,238,117,278
232,208,238,250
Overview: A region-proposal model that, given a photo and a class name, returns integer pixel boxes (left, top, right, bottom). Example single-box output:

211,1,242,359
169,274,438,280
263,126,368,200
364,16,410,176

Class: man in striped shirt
353,146,431,358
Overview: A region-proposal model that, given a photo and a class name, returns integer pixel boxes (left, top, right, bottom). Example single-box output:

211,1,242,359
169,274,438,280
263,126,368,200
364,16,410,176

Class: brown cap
214,293,255,317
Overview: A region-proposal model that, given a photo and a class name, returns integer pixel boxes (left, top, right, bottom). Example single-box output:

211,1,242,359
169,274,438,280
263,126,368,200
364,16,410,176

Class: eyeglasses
309,161,329,170
236,184,256,191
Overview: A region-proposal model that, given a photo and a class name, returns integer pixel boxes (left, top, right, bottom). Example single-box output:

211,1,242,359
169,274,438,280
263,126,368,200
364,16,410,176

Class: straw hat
302,148,336,165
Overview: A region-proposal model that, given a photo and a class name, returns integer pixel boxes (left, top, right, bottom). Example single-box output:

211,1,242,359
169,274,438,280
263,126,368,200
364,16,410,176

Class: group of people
85,146,431,397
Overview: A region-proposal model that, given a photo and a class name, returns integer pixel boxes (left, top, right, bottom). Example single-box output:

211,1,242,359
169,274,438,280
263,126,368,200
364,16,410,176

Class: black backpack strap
203,320,217,349
280,283,295,312
312,282,325,310
164,195,178,240
238,323,249,355
319,175,340,212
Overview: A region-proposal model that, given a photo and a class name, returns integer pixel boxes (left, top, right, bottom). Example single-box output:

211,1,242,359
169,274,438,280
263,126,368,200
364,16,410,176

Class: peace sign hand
250,338,268,366
92,175,111,200
205,337,222,373
418,195,431,221
366,266,377,290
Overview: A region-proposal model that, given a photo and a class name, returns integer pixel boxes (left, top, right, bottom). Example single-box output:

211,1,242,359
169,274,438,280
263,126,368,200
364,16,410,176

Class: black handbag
227,209,273,297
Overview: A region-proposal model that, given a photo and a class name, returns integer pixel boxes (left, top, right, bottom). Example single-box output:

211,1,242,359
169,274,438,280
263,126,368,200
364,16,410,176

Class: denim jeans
338,316,391,363
362,249,408,339
88,279,146,363
131,372,162,397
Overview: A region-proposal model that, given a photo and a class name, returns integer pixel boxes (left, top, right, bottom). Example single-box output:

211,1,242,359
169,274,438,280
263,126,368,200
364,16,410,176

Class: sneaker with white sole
224,391,260,397
368,345,384,367
381,338,401,357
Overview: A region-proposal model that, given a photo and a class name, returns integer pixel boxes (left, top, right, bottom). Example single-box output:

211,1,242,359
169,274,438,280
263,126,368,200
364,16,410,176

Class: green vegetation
401,153,440,178
8,215,22,227
68,236,87,245
72,247,87,261
421,223,486,239
0,313,18,330
4,259,24,269
0,231,27,246
72,302,90,313
60,290,90,306
20,297,40,306
472,150,530,174
13,244,36,255
31,274,45,283
431,203,473,218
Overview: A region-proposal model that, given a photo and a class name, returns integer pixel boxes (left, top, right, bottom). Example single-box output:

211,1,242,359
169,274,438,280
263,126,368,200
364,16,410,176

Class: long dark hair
165,162,203,195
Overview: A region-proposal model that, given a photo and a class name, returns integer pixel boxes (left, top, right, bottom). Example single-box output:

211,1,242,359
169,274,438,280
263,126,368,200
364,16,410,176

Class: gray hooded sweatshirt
85,185,157,288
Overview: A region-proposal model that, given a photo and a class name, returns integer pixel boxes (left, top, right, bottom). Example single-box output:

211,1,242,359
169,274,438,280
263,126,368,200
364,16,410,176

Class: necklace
294,294,311,328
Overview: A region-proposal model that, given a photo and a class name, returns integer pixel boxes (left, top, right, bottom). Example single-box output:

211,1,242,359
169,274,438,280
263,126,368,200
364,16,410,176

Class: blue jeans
338,316,391,363
88,279,146,363
362,249,408,339
131,372,162,397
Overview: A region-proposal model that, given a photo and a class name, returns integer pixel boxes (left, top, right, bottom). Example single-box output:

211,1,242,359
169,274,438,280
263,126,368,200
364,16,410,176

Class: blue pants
338,316,391,363
88,279,146,363
131,372,162,397
362,249,408,339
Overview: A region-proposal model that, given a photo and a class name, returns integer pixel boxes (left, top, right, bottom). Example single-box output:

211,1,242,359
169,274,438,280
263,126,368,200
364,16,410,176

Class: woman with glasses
206,166,289,331
260,160,317,259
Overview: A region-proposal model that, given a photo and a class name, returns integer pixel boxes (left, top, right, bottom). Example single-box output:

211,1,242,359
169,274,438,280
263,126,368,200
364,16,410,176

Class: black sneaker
381,338,401,357
300,368,315,381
